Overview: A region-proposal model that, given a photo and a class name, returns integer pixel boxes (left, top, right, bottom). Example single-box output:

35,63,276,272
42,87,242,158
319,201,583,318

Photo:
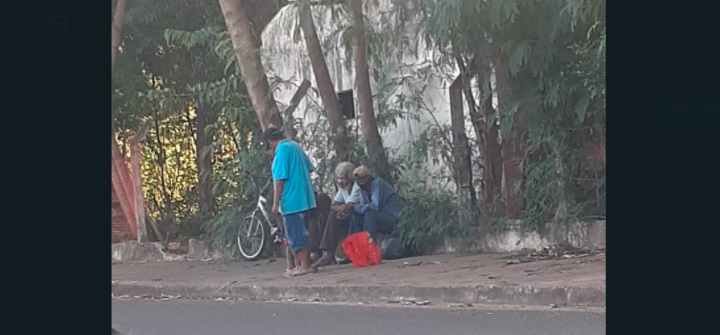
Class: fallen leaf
488,275,502,279
506,260,520,265
549,304,558,308
267,259,277,263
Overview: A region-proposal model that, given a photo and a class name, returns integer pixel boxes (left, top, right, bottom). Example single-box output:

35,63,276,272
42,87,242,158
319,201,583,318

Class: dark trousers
349,210,398,242
308,211,351,253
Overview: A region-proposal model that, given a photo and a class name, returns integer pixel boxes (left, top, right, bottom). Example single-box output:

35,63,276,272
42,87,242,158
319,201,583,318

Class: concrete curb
111,280,605,308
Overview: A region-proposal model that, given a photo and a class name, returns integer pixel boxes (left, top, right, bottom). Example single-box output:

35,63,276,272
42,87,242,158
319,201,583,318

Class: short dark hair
262,127,285,142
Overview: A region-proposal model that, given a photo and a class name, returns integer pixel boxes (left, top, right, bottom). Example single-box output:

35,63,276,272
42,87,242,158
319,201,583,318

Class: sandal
312,255,336,268
288,266,318,277
284,267,298,277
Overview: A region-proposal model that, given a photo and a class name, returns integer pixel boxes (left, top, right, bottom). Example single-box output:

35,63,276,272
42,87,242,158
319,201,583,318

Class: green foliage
394,179,458,255
112,0,605,253
415,0,606,233
202,138,271,250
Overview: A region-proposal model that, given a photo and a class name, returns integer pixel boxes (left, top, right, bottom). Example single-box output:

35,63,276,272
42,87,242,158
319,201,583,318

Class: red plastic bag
342,232,382,268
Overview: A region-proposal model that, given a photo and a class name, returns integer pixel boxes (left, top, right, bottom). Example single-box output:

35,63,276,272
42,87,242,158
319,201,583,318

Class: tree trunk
350,0,393,184
449,75,477,218
299,2,350,163
283,79,312,140
455,56,484,154
130,136,147,243
498,68,531,220
218,0,284,132
195,104,218,214
480,81,504,215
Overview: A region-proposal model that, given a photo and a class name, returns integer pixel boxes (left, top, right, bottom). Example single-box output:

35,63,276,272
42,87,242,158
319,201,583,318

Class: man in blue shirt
349,166,404,242
264,127,317,277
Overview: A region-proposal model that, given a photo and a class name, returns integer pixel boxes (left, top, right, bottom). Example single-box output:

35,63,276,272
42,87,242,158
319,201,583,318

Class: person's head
262,127,285,151
353,166,373,188
334,161,356,190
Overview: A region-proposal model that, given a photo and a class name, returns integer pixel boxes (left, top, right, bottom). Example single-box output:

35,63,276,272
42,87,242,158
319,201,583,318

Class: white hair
334,161,356,179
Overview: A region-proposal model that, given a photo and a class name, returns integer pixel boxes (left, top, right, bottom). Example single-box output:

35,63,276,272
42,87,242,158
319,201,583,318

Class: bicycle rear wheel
237,211,269,261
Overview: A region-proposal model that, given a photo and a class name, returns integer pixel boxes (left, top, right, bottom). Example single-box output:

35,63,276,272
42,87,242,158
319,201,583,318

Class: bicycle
236,176,285,261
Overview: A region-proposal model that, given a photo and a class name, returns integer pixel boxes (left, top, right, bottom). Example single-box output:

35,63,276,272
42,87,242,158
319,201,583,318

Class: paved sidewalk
112,251,605,308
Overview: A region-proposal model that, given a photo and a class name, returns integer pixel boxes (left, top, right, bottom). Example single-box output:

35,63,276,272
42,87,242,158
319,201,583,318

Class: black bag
380,236,406,260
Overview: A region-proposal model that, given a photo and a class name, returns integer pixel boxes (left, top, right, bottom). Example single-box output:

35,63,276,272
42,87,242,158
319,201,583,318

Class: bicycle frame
240,172,293,266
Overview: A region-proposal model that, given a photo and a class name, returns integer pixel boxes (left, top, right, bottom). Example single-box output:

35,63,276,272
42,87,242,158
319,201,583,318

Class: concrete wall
112,220,606,263
439,220,607,254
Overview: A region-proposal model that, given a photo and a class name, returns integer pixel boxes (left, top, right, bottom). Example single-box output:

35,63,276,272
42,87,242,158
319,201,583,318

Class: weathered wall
260,3,469,188
112,188,135,243
438,220,607,254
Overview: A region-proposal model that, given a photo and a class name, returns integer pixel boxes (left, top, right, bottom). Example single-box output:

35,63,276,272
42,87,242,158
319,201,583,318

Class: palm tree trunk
350,0,393,184
218,0,284,132
449,76,477,217
299,2,350,163
195,104,217,213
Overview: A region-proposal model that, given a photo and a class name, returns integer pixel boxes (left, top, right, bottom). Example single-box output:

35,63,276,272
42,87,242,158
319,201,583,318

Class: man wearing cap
349,166,404,242
263,127,317,277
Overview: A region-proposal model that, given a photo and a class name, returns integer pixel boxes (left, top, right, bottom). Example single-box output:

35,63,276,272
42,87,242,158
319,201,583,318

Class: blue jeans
283,212,309,252
349,210,398,242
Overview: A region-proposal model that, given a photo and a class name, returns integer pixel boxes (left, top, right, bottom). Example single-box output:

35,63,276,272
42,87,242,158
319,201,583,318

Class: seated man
311,162,362,267
306,192,332,262
349,166,404,242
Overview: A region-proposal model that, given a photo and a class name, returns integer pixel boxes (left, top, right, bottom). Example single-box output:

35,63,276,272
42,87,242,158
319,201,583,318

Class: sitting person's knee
364,210,379,220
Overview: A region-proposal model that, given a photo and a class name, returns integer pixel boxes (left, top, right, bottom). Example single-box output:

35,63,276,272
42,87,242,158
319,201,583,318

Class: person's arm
342,184,361,213
331,191,345,212
347,183,362,205
354,181,381,214
271,145,290,212
273,180,286,208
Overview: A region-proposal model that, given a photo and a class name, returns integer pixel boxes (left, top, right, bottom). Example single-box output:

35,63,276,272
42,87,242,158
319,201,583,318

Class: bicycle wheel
237,211,269,261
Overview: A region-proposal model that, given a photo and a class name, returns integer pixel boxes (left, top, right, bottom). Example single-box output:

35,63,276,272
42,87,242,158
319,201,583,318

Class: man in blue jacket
264,127,317,277
349,166,404,242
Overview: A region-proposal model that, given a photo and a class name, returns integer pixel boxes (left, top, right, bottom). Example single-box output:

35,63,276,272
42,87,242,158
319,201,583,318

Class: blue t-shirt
272,140,317,215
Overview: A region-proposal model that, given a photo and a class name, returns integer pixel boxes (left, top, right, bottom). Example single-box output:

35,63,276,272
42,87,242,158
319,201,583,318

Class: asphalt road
112,298,605,335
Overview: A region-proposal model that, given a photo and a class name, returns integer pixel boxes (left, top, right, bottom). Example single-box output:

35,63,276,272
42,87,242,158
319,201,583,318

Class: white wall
260,2,494,190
